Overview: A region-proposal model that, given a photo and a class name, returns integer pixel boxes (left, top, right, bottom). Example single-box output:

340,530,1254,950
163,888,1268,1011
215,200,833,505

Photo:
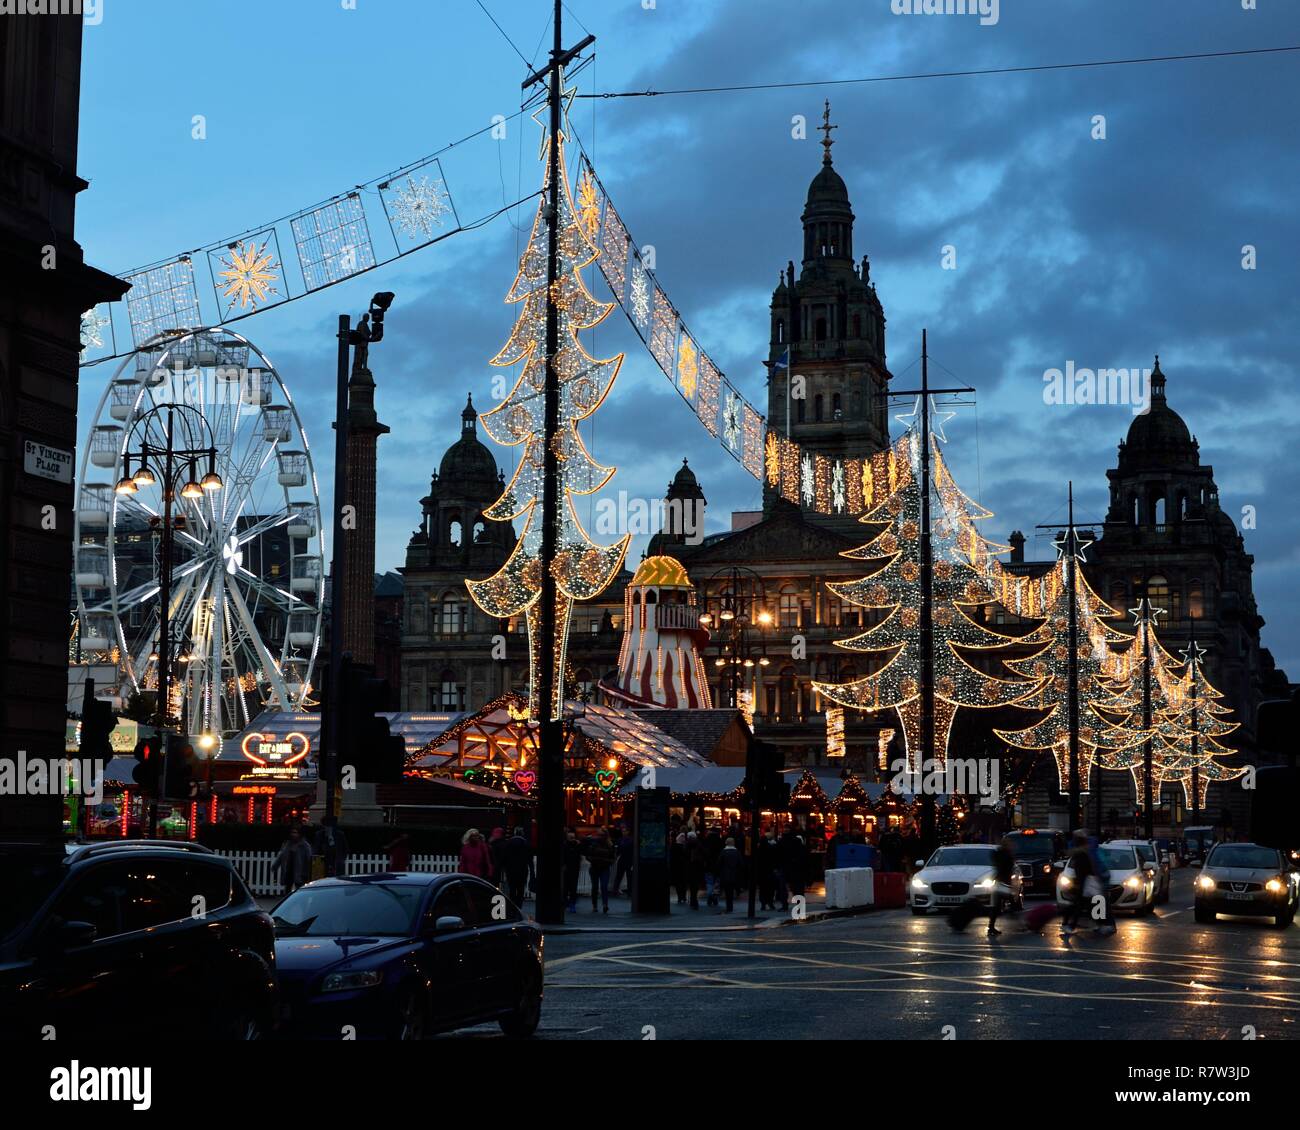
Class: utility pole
521,0,595,925
891,331,972,850
1141,599,1155,840
1187,617,1201,828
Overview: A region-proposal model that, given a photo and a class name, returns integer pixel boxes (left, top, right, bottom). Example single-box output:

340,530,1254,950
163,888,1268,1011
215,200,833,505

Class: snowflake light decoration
576,169,601,241
832,459,846,512
722,389,742,449
390,174,450,240
677,335,698,400
630,265,650,327
79,307,110,359
801,452,815,506
218,239,280,312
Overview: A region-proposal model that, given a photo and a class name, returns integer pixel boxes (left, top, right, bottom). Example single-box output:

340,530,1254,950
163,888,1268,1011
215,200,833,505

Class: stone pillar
340,359,388,669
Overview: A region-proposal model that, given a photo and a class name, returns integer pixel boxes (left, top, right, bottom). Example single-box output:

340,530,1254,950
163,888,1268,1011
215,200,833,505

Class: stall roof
628,709,748,760
617,765,747,798
571,702,711,769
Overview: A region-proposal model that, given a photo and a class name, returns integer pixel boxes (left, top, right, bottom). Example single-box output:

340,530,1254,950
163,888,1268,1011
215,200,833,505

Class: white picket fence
217,849,592,900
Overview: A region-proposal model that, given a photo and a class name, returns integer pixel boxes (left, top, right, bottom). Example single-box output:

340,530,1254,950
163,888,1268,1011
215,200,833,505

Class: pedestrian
1086,833,1115,936
503,825,533,907
779,825,806,903
272,826,312,896
384,832,411,873
1060,829,1095,937
670,832,688,905
313,814,349,878
718,836,743,913
985,836,1017,937
488,826,508,887
585,828,614,913
703,826,723,907
611,823,634,897
562,827,583,912
458,827,493,879
686,831,704,909
757,828,778,910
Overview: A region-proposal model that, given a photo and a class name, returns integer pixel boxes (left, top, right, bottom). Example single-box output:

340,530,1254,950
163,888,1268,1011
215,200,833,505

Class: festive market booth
406,694,711,831
615,765,750,831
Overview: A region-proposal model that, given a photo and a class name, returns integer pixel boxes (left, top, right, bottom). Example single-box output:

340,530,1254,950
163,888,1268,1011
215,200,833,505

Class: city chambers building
399,128,1290,835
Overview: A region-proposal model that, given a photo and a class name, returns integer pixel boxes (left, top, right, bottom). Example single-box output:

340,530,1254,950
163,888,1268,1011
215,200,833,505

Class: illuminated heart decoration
514,770,536,793
595,769,618,792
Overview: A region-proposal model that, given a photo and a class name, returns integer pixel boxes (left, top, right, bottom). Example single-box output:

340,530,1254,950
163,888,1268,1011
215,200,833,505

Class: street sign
23,438,73,483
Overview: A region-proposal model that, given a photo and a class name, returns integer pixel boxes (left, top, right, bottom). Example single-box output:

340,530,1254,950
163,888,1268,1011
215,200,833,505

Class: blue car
271,872,543,1040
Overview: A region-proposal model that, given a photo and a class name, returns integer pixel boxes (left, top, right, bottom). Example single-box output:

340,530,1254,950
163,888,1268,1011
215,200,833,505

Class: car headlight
1265,877,1286,894
973,876,996,890
1124,875,1141,890
321,969,384,993
1196,874,1215,891
911,876,929,891
1059,874,1072,889
1041,864,1051,874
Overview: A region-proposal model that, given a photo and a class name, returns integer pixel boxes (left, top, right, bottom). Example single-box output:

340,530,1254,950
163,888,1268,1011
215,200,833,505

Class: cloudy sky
76,0,1300,673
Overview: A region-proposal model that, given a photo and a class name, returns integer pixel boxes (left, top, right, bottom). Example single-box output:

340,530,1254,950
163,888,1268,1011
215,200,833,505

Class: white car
909,844,1023,915
1055,842,1157,915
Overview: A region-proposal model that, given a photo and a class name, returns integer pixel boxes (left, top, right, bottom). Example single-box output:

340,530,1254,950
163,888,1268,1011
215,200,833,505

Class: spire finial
819,99,837,165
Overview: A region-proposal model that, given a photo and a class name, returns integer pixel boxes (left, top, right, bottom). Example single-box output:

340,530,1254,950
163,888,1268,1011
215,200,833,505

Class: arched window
1154,496,1166,526
472,518,487,543
1187,580,1204,619
814,394,823,422
440,594,464,635
815,316,828,342
832,392,842,420
438,669,461,711
448,518,463,547
1132,495,1139,525
1178,492,1189,519
779,585,800,629
574,667,594,701
776,319,785,344
796,398,806,424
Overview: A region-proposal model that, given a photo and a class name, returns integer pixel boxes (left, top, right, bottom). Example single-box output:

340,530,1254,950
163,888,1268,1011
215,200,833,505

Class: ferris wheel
74,328,325,739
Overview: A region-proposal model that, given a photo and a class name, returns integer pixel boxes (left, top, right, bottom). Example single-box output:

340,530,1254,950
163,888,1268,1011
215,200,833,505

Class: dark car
0,841,276,1039
1004,829,1067,897
1194,842,1299,928
271,871,544,1040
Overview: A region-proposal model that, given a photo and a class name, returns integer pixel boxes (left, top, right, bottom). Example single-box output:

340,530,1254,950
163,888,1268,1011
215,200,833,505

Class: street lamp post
698,566,771,919
116,402,223,836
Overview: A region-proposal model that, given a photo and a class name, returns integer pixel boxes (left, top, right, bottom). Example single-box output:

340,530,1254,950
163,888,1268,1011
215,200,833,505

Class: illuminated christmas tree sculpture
1091,603,1243,810
466,122,629,722
813,428,1038,770
993,546,1132,795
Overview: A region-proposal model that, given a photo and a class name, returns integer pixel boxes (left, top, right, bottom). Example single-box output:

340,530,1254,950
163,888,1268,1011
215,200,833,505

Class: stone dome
438,393,499,484
1124,358,1193,453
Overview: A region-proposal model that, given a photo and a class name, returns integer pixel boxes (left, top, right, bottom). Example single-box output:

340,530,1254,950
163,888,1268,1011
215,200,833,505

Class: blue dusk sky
75,0,1300,674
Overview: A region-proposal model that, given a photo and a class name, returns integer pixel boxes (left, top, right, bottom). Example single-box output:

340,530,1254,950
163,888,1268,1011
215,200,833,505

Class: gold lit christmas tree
813,430,1038,769
466,118,629,722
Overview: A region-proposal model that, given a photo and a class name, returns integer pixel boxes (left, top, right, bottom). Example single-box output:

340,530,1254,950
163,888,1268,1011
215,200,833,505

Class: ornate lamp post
697,566,772,711
115,402,223,834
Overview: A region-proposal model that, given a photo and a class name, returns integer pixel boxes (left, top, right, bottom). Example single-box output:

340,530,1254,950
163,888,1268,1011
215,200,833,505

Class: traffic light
338,662,405,785
78,695,116,764
747,741,789,809
163,735,199,799
132,737,160,796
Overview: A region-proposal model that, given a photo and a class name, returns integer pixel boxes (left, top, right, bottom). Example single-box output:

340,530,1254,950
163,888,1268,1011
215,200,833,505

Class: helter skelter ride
74,328,325,739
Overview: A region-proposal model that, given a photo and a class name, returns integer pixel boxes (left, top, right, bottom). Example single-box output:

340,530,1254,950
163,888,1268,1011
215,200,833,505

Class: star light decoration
389,174,451,240
813,432,1039,769
466,89,629,724
894,395,957,443
218,238,280,313
677,335,698,400
79,307,110,359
